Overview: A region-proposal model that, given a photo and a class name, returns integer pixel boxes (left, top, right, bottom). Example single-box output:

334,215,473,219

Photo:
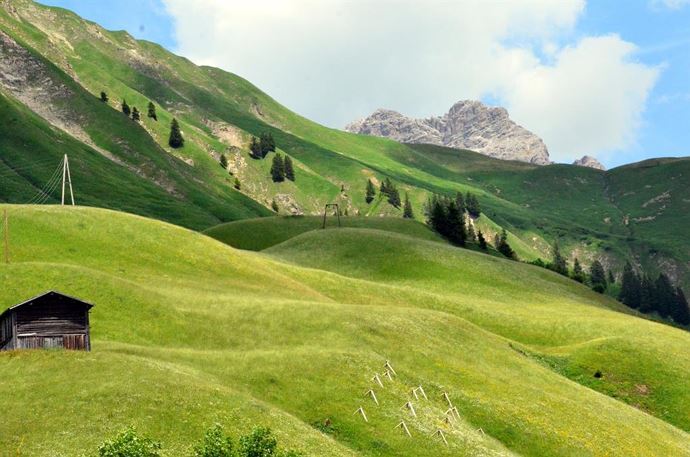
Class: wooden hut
0,291,93,351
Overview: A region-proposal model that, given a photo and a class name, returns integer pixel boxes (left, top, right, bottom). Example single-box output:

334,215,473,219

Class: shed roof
0,290,94,320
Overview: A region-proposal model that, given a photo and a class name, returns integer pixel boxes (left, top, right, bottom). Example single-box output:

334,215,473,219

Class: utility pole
3,209,8,264
61,154,75,206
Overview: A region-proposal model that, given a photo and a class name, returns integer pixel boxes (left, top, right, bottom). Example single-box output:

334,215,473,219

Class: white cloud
163,0,660,162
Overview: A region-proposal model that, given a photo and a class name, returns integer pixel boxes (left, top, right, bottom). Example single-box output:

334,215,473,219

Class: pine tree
638,274,654,313
233,177,241,190
497,228,516,260
284,155,295,181
100,91,108,102
219,153,228,169
131,106,140,122
147,101,157,121
550,241,568,276
465,192,481,218
446,200,466,246
477,230,488,250
590,260,607,292
168,118,184,148
607,269,616,285
653,273,675,318
455,192,466,214
259,132,276,157
121,99,131,116
270,154,285,182
403,193,414,218
671,287,690,325
365,179,376,204
572,258,585,283
619,262,641,308
249,137,262,159
387,184,401,208
380,178,391,195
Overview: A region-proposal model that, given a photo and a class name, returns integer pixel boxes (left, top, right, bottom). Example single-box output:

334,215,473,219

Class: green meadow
1,205,689,456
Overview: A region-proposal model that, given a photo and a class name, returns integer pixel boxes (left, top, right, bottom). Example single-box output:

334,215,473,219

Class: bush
193,424,234,457
98,427,161,457
238,427,277,457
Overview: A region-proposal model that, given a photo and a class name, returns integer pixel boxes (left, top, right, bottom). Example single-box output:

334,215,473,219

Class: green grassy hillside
203,216,443,251
1,0,689,292
1,205,690,456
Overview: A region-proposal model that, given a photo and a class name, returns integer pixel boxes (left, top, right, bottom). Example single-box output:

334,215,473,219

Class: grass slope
203,216,443,251
1,0,690,291
1,205,689,456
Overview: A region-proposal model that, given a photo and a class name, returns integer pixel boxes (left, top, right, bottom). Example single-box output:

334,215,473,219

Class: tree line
532,240,690,326
98,424,302,457
619,263,689,325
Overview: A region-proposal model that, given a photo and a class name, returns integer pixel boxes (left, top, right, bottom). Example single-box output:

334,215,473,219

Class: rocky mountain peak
572,155,605,170
345,100,550,165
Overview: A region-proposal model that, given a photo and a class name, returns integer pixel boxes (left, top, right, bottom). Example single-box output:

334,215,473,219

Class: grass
1,205,689,456
203,216,444,251
2,0,690,292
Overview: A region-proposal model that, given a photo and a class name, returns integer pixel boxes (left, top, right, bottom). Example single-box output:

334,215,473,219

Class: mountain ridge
345,100,551,165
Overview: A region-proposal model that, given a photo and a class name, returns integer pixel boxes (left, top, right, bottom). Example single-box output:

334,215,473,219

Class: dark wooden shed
0,291,93,351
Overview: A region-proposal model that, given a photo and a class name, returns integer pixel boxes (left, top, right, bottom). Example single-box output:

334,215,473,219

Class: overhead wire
25,162,63,204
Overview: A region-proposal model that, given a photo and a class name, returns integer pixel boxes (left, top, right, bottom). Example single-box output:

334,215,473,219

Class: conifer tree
380,178,391,194
220,153,228,169
590,260,607,292
466,192,481,217
403,193,414,218
387,184,401,208
100,91,108,102
121,99,131,116
147,101,157,121
270,154,285,182
259,132,276,157
131,106,140,122
672,287,690,325
233,177,241,190
639,274,654,313
497,229,516,260
477,230,488,250
653,273,675,318
455,192,466,214
550,241,568,276
619,262,641,308
446,200,466,246
284,155,295,181
365,179,376,204
607,269,616,285
168,118,184,148
249,137,262,159
572,258,585,283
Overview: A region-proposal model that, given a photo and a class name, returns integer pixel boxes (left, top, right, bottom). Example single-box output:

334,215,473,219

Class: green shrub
238,427,277,457
98,427,161,457
193,424,234,457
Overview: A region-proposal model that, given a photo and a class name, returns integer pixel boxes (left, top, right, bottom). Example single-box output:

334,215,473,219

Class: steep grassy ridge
1,205,689,456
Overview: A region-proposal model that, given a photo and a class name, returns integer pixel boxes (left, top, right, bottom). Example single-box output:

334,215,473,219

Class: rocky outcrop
345,100,550,165
573,155,605,170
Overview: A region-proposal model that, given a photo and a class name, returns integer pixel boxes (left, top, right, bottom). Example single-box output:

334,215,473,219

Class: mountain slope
1,205,690,456
0,0,689,292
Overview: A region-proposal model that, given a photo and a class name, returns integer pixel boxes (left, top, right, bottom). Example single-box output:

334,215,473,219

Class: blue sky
39,0,690,168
